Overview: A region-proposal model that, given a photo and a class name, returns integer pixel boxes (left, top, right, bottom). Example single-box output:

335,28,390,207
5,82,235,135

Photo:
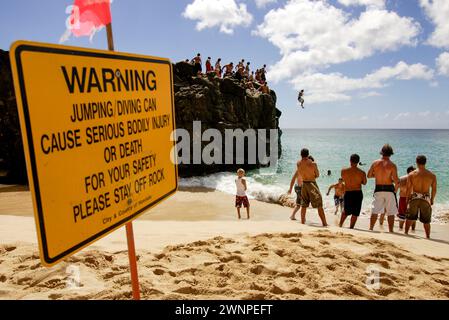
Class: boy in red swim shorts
235,169,250,219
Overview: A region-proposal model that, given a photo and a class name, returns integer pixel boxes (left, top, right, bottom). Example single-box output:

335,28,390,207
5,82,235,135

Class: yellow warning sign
10,41,178,266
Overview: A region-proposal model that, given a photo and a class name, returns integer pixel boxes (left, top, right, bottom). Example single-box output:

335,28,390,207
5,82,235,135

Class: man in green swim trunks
405,155,437,239
297,148,328,227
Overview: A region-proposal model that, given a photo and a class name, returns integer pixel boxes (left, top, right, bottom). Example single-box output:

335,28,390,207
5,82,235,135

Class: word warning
10,41,178,266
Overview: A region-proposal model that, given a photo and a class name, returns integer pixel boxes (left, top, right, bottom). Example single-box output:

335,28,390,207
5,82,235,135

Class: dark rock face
0,49,27,184
173,62,282,177
0,52,282,182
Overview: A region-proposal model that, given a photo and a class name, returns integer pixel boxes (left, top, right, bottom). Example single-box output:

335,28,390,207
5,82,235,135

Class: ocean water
181,129,449,223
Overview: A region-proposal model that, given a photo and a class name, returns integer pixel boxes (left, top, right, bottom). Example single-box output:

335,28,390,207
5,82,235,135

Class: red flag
61,0,112,42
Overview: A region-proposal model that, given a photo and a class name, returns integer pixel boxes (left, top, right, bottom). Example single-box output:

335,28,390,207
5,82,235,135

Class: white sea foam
180,172,285,203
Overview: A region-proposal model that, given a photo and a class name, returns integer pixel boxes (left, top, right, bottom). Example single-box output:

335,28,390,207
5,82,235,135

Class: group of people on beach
186,53,271,94
234,144,438,239
286,144,437,238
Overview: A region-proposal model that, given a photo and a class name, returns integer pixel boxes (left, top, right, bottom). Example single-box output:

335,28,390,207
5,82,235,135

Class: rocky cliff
173,62,282,177
0,49,27,183
0,50,282,183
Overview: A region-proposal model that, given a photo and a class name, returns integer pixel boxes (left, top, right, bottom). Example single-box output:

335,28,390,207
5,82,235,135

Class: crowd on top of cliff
185,53,271,95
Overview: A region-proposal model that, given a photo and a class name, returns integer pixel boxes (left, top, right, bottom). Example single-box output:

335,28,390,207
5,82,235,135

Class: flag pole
105,22,141,301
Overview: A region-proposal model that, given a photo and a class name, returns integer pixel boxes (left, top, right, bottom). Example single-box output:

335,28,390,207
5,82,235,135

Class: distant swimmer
298,90,305,108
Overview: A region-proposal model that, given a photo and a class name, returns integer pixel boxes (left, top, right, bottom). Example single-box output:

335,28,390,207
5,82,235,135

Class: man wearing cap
367,144,400,232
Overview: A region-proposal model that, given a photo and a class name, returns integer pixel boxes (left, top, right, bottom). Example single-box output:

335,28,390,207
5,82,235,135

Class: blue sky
1,0,448,129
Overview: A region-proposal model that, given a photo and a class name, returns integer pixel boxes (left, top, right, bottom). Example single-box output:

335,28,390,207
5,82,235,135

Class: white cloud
394,112,410,121
183,0,253,34
360,91,381,98
436,52,449,76
255,0,278,8
418,111,431,117
420,0,449,48
290,61,434,103
254,0,421,82
338,0,385,9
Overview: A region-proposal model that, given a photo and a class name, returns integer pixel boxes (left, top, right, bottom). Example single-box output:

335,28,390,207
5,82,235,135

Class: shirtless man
222,62,234,77
297,148,328,226
405,155,437,239
215,58,222,78
327,178,346,215
287,166,303,220
367,144,400,232
259,82,270,94
340,154,367,229
192,53,202,75
398,166,416,230
260,64,267,82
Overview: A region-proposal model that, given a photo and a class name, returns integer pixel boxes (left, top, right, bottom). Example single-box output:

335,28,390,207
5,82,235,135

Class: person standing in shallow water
340,154,367,229
297,148,328,227
405,155,437,239
368,144,400,233
288,166,304,221
398,166,416,230
235,169,250,220
327,178,345,215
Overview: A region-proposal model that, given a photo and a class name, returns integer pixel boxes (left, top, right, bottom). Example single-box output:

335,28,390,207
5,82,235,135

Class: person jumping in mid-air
298,90,305,108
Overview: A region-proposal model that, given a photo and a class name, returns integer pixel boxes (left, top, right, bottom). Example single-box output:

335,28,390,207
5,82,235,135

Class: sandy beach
1,186,449,300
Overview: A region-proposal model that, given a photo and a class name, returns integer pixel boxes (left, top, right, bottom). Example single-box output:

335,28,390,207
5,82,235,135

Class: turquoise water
181,129,449,221
254,129,449,206
262,129,447,196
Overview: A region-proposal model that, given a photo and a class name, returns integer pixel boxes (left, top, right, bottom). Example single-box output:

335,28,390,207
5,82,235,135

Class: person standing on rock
205,57,213,74
223,62,234,77
398,166,416,230
255,69,262,83
245,62,251,78
249,71,255,82
297,148,328,227
215,58,222,78
192,53,202,75
260,64,267,82
259,82,270,94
